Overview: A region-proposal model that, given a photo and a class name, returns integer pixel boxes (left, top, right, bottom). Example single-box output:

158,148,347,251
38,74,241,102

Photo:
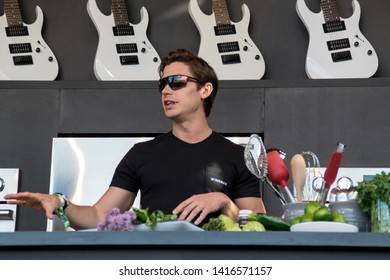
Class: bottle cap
239,209,253,217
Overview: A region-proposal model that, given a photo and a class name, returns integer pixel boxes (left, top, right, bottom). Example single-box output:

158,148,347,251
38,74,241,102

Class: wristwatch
53,192,69,210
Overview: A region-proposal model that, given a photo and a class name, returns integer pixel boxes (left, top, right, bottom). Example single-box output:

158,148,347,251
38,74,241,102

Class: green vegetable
218,214,235,229
242,221,266,232
202,217,226,231
131,207,178,229
356,172,390,214
248,213,290,231
132,207,149,224
202,214,236,231
225,223,242,231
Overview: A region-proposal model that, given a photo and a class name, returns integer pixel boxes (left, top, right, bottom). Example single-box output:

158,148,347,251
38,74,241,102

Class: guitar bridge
331,51,352,62
327,39,350,51
221,54,241,64
214,24,236,36
217,42,239,53
9,43,32,54
13,55,33,65
116,44,138,54
120,55,139,65
113,25,134,36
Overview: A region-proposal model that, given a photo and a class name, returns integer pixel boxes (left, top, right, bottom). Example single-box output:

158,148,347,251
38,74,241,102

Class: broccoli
202,214,236,231
202,217,226,231
132,207,178,229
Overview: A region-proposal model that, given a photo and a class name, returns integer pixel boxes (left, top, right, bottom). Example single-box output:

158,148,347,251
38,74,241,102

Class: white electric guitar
87,0,161,81
296,0,378,79
0,0,58,80
189,0,265,80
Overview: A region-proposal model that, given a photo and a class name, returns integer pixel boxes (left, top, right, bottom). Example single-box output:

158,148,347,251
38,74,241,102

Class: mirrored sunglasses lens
170,75,188,90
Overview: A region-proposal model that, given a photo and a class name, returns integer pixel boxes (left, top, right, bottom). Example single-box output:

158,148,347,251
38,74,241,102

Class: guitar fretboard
4,0,23,27
212,0,231,25
321,0,341,22
112,0,130,26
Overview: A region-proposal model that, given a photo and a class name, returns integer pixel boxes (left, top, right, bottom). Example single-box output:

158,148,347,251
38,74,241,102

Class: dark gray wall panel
264,86,390,167
59,86,170,134
58,83,264,134
202,86,264,134
0,89,60,231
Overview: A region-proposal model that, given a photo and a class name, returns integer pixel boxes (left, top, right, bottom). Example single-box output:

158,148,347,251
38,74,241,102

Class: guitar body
296,0,378,79
0,6,58,80
87,0,161,81
189,0,265,80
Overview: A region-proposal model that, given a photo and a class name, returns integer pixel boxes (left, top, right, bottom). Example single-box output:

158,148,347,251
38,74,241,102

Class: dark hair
159,48,219,117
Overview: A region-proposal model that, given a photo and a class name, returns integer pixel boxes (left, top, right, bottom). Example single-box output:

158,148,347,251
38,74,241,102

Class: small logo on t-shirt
210,177,227,186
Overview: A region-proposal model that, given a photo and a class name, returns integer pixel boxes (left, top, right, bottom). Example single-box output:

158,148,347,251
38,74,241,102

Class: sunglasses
158,74,201,93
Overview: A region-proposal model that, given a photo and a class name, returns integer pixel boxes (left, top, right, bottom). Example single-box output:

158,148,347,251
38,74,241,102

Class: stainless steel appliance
0,168,19,232
47,136,250,231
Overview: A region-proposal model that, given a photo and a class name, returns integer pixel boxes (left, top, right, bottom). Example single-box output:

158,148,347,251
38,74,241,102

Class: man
5,49,265,230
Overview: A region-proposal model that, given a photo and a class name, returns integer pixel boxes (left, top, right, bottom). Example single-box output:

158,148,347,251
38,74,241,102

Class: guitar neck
212,0,231,25
321,0,341,22
4,0,23,27
112,0,130,26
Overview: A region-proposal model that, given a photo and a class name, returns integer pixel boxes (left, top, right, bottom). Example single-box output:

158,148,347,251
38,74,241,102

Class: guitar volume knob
354,42,359,47
141,48,146,53
36,47,41,53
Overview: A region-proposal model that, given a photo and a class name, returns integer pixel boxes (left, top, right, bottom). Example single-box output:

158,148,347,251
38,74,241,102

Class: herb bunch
356,172,390,214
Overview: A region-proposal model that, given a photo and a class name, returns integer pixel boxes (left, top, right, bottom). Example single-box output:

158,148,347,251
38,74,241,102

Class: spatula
267,150,296,203
290,154,307,203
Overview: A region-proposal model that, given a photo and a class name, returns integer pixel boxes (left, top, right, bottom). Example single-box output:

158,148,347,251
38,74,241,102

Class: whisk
244,134,287,205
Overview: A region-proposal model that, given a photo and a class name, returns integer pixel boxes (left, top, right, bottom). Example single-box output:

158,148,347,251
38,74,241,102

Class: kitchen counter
1,231,389,259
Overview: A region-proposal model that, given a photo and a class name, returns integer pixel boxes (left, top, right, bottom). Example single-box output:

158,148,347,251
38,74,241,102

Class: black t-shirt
110,131,260,214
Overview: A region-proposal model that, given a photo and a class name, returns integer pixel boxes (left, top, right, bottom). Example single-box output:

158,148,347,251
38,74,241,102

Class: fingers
173,195,211,225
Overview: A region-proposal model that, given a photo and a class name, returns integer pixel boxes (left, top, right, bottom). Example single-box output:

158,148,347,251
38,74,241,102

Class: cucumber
248,213,291,231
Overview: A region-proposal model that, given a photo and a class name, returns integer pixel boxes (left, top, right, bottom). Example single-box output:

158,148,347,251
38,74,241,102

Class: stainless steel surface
0,168,19,232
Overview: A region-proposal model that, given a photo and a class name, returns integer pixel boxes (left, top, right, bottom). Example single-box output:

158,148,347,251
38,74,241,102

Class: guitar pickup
323,20,346,33
327,38,350,51
120,55,139,65
214,24,236,36
221,53,241,64
113,25,134,36
217,42,239,53
6,26,29,37
116,43,138,54
13,55,33,65
331,51,352,62
9,43,32,54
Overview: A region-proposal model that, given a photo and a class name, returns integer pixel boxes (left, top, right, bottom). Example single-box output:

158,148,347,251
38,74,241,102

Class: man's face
160,62,204,121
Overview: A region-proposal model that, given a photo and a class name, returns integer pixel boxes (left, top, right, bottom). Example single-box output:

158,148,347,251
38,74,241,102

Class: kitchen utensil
290,154,306,202
301,151,322,201
319,142,346,205
267,150,295,203
329,176,356,202
244,134,286,204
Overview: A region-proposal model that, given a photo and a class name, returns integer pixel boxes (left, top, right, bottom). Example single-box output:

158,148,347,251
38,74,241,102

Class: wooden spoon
290,154,307,202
